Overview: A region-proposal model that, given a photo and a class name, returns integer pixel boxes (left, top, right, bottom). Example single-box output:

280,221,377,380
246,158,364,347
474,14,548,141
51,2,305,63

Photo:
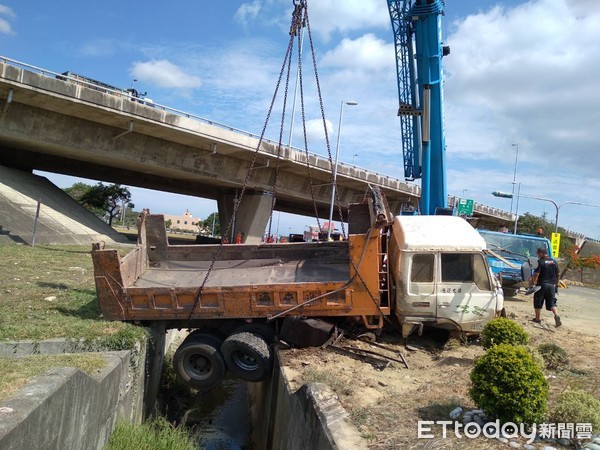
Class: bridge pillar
387,201,403,217
217,192,273,244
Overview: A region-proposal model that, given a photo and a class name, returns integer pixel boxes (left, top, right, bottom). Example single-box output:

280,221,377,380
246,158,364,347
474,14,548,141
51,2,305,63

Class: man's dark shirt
535,257,559,285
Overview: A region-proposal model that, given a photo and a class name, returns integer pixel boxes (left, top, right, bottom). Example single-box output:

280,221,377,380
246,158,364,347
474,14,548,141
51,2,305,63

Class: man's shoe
525,286,541,295
555,315,562,327
530,318,541,324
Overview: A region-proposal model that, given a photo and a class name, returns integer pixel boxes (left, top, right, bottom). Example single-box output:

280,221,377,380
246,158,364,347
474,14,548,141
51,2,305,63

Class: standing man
531,247,561,327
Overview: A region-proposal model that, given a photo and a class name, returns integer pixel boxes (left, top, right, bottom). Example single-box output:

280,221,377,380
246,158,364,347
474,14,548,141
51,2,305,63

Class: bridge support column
217,192,273,244
388,201,402,217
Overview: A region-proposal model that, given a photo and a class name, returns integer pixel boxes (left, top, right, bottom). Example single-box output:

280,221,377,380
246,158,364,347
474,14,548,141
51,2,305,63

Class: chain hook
290,0,305,36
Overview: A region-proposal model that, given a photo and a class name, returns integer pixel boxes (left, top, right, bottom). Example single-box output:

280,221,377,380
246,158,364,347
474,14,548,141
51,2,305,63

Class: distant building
162,210,200,233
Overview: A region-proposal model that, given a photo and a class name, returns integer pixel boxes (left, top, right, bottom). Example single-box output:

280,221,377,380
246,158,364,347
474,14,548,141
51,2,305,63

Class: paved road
556,285,600,336
505,285,600,337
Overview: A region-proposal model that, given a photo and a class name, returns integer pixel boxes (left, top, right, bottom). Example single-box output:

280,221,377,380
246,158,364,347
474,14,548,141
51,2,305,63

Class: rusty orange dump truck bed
92,214,390,328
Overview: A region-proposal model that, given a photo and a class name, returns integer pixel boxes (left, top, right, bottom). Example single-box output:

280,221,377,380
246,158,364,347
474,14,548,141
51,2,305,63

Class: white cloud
0,4,15,35
130,60,202,89
321,34,394,72
0,18,12,34
0,4,15,18
444,0,600,176
304,118,333,144
235,1,262,26
307,0,389,39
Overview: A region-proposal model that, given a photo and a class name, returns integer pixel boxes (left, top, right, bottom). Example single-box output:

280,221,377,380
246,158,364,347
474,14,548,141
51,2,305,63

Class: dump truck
92,189,503,389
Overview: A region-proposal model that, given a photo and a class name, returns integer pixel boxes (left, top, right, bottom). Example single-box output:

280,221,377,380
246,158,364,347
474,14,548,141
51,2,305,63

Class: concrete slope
0,165,129,245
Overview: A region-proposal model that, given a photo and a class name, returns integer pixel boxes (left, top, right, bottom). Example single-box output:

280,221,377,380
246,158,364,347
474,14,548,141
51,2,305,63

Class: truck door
436,253,495,330
405,253,437,317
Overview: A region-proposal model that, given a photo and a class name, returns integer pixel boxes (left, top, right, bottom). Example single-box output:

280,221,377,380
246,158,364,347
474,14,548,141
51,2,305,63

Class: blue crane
387,0,449,215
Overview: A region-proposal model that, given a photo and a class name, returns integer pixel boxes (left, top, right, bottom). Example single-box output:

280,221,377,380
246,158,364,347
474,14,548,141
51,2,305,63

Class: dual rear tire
172,328,273,388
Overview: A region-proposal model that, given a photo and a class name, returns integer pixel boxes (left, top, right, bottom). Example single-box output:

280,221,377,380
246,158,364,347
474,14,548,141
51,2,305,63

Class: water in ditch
160,372,252,450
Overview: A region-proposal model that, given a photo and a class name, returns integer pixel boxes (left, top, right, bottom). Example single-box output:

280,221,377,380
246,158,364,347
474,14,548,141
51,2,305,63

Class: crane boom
387,0,448,215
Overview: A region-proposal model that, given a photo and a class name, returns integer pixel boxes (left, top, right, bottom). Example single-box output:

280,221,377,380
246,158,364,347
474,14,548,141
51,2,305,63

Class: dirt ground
279,284,600,449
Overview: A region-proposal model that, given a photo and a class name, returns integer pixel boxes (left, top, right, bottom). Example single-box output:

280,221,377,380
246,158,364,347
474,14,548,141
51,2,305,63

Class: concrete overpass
0,56,511,242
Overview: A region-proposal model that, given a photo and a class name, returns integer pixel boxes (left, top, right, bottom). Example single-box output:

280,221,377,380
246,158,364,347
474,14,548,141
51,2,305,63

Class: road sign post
457,198,474,217
551,232,561,258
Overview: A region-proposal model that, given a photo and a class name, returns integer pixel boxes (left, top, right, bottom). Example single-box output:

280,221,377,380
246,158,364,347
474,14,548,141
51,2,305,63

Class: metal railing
0,55,401,184
0,55,518,221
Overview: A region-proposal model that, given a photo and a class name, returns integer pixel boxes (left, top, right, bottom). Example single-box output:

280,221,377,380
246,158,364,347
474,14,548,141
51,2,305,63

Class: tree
515,212,551,236
165,219,172,229
64,182,93,201
563,243,600,282
73,182,134,227
64,182,104,218
516,212,573,255
202,212,220,237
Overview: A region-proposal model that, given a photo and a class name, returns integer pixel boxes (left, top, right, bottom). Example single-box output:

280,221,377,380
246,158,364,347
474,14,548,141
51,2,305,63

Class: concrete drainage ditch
0,332,365,450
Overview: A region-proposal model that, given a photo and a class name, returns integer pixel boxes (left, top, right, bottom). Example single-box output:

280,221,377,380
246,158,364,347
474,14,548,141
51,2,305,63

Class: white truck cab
388,215,504,337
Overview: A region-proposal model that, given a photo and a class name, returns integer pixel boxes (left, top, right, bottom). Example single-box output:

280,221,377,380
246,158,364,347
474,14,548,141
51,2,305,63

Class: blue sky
1,0,599,239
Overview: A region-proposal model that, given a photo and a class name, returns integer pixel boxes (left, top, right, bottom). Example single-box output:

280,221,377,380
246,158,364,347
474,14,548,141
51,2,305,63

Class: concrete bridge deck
0,56,511,240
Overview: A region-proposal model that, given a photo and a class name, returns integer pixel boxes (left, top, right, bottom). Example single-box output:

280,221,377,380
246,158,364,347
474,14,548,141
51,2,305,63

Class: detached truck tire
221,331,273,382
173,338,227,389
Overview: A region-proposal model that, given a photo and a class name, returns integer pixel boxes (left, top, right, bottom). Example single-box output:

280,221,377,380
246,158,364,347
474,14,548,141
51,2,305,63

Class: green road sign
457,198,474,216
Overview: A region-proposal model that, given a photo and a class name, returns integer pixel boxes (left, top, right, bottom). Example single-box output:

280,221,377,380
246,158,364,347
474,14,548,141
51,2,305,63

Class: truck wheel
173,339,226,389
503,288,518,297
221,332,272,382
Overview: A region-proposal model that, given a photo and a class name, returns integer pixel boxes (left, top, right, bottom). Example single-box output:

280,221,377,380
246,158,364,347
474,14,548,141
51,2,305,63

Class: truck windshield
479,232,550,260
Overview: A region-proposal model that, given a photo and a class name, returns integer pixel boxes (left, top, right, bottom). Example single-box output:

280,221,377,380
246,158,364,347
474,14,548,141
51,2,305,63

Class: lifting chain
188,0,361,319
188,0,307,319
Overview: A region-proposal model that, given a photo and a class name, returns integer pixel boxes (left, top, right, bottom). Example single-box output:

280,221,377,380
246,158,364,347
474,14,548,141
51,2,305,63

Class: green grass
0,353,106,402
105,417,198,450
0,244,146,345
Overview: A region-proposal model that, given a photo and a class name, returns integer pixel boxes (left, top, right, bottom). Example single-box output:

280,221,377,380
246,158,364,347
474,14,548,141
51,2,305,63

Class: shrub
105,417,197,450
526,347,546,372
549,390,600,431
469,344,548,424
537,342,569,370
480,318,529,349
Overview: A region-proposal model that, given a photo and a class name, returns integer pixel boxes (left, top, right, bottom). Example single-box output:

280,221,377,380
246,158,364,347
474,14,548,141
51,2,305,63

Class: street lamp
510,143,519,216
327,100,358,240
513,182,521,234
492,191,600,232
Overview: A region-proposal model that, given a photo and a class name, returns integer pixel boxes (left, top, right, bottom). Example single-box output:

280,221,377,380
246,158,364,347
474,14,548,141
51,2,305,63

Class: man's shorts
533,284,557,310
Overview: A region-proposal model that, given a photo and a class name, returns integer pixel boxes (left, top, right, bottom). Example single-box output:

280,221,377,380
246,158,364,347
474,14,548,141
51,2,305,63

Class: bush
480,318,529,349
469,344,548,424
526,346,546,371
537,342,569,370
549,390,600,431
